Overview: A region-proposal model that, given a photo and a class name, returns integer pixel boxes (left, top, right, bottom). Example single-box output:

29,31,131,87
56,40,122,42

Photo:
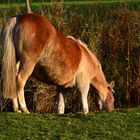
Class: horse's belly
32,64,55,85
32,62,75,87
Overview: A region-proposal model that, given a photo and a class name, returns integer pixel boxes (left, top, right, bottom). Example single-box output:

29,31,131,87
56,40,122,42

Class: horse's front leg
57,92,67,114
80,85,90,114
77,77,90,114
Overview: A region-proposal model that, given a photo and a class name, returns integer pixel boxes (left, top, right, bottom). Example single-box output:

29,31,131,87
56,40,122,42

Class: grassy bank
0,108,140,140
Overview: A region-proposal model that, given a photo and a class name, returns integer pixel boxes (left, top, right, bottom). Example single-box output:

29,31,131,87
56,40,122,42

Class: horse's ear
108,81,115,93
110,80,115,88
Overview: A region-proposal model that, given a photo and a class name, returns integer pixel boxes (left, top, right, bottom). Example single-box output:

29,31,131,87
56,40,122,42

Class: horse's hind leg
16,60,35,113
12,98,21,113
12,62,21,113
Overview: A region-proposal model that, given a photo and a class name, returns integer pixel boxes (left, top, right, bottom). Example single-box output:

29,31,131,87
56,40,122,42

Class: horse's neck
67,36,109,100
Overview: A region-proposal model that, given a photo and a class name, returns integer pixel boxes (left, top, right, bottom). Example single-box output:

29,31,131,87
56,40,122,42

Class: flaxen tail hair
1,17,17,99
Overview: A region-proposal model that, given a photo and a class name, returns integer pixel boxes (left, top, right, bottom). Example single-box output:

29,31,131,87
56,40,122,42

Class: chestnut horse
1,13,115,114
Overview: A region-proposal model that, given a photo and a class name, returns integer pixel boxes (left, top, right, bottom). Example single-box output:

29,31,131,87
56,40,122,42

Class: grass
0,108,140,140
0,0,140,9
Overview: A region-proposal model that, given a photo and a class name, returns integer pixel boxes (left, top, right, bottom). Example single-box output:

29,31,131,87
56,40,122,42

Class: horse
1,13,115,114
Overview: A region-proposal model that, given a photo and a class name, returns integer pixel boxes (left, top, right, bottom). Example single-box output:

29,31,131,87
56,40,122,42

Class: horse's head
106,81,115,111
97,81,115,112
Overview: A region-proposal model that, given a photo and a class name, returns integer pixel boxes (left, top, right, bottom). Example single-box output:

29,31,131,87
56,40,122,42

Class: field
0,1,140,11
0,108,140,140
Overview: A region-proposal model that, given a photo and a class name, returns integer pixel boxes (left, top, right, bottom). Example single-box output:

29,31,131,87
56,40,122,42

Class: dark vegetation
0,1,140,113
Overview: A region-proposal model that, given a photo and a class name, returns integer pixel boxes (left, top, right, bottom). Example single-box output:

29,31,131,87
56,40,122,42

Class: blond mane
67,35,101,68
67,35,107,84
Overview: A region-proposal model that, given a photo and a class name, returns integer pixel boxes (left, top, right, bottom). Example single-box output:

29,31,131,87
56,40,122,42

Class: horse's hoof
21,107,30,113
83,109,89,115
84,112,88,115
15,110,22,113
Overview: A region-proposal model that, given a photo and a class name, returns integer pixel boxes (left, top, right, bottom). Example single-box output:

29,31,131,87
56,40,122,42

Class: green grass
0,108,140,140
0,0,140,9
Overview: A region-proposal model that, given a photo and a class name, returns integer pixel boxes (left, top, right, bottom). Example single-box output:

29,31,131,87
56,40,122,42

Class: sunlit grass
0,108,140,140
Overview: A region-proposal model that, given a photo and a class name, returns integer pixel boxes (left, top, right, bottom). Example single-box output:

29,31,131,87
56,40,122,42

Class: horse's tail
1,17,17,99
26,0,32,13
